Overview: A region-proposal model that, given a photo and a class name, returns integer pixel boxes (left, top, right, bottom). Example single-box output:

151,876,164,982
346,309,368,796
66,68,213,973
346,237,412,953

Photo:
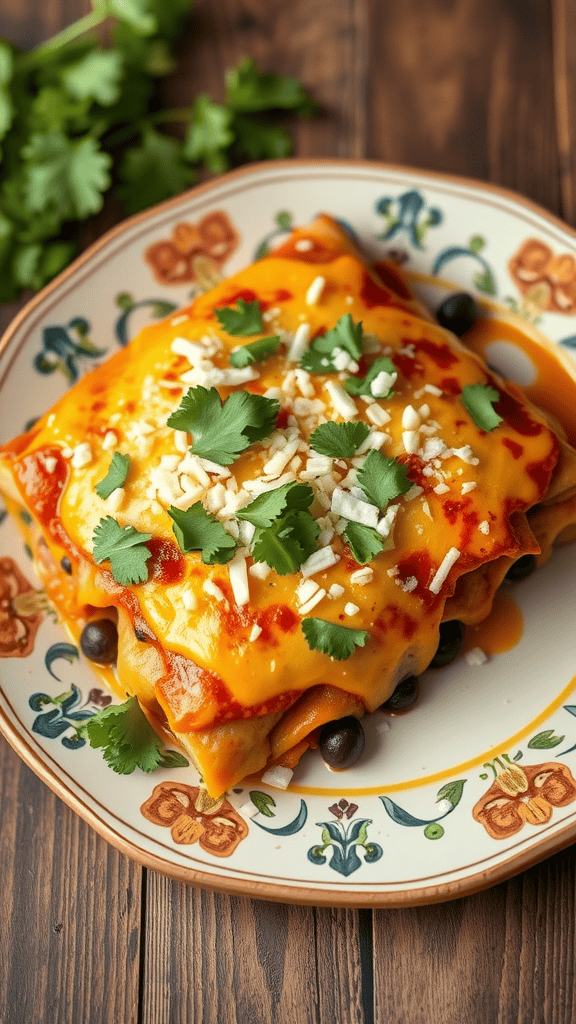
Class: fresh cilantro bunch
0,4,315,301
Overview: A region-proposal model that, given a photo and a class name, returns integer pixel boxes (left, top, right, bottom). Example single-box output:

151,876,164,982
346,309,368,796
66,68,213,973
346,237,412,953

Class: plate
2,159,576,908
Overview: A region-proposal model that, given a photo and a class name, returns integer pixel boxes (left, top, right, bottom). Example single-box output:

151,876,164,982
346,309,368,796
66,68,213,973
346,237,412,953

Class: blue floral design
432,235,497,295
115,293,178,347
308,815,383,876
29,684,96,750
33,318,106,382
375,190,443,249
380,779,466,840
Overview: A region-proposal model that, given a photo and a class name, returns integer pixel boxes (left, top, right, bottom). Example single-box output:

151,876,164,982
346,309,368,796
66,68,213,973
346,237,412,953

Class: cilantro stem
16,9,107,72
104,109,191,150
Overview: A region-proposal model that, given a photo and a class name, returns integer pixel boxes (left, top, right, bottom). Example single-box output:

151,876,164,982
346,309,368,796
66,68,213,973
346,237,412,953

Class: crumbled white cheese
106,487,125,512
299,588,327,616
452,445,479,466
478,520,490,535
328,583,345,599
344,602,360,616
421,499,432,519
228,552,250,607
300,546,340,578
429,547,461,594
350,567,373,586
424,383,443,397
325,381,357,420
295,238,314,252
261,767,293,790
249,562,271,580
249,624,262,642
461,481,477,494
71,442,92,469
44,456,57,474
294,368,314,398
402,431,419,455
182,587,197,611
465,647,488,666
296,579,320,604
305,275,325,306
401,405,421,430
331,487,379,528
404,485,423,501
399,575,418,593
238,801,259,819
377,504,399,538
287,322,311,362
433,482,450,495
366,404,391,427
102,431,117,450
203,579,228,604
370,370,397,397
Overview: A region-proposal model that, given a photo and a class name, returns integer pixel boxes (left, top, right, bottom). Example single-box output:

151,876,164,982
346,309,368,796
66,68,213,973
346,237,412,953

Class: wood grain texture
367,0,561,214
552,0,576,225
0,735,142,1024
141,872,367,1024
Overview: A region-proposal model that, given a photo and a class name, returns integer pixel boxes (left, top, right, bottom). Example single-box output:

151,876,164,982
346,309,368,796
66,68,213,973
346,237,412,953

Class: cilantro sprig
167,386,279,466
230,335,281,368
344,357,397,398
95,452,130,499
215,298,263,336
356,450,412,509
238,481,319,575
168,503,237,564
309,421,369,459
301,314,364,373
93,516,152,586
0,8,316,302
344,522,386,564
461,383,503,431
85,696,189,774
302,618,370,660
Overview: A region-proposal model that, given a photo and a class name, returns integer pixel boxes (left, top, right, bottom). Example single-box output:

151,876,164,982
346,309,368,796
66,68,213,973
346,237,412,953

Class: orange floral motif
509,239,576,314
145,211,240,286
140,780,248,856
473,759,576,839
0,557,44,658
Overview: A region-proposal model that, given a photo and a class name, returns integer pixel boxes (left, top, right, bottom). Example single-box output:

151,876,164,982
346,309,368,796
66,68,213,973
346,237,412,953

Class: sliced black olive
436,292,477,337
430,620,465,669
505,554,536,582
80,619,118,664
319,716,365,770
381,675,419,712
60,556,72,575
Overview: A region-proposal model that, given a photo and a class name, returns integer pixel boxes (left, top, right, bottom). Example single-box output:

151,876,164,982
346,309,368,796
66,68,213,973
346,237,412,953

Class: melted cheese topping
0,216,559,735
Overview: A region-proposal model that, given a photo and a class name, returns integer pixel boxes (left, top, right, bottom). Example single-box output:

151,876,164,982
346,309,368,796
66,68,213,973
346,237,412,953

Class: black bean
134,627,149,643
436,292,477,336
505,554,536,582
80,619,118,664
60,556,72,575
381,675,419,712
430,620,465,669
319,716,365,770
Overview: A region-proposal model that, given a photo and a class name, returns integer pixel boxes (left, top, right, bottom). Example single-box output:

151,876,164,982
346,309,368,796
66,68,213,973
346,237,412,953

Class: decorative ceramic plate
3,160,576,908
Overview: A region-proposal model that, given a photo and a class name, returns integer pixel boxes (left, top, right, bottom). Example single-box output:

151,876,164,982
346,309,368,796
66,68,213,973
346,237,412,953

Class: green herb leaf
225,56,313,113
461,383,503,431
301,314,363,373
92,516,152,586
344,521,385,564
167,386,279,466
95,452,130,500
107,0,157,35
252,510,319,575
215,298,263,336
237,480,314,528
229,335,281,368
86,696,189,774
62,50,124,106
249,790,276,817
23,133,112,219
167,503,237,564
233,114,292,160
183,94,234,174
344,357,397,398
0,41,14,144
309,421,369,459
301,618,370,660
356,450,411,509
117,127,193,217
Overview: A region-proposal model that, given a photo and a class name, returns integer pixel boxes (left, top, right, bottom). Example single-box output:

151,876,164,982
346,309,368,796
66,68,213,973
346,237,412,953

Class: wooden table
2,2,576,1021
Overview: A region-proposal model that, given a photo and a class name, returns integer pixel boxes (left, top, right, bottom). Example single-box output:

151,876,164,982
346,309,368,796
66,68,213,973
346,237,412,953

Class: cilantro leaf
357,450,412,509
252,510,319,575
225,57,313,113
237,480,314,528
0,41,14,144
117,126,193,216
461,383,503,431
309,421,369,459
167,386,279,465
23,133,112,219
344,522,386,564
107,0,157,35
63,50,124,106
168,503,237,564
233,114,292,160
301,315,363,373
92,516,152,586
215,298,263,336
183,94,234,174
86,696,189,775
302,618,370,660
344,357,397,398
230,335,281,368
95,452,130,500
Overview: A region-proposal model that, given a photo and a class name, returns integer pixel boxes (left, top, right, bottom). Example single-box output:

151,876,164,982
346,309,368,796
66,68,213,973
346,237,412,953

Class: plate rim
2,157,576,907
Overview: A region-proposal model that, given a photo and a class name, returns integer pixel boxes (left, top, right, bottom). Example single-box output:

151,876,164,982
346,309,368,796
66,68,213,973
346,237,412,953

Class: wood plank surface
1,0,576,1022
